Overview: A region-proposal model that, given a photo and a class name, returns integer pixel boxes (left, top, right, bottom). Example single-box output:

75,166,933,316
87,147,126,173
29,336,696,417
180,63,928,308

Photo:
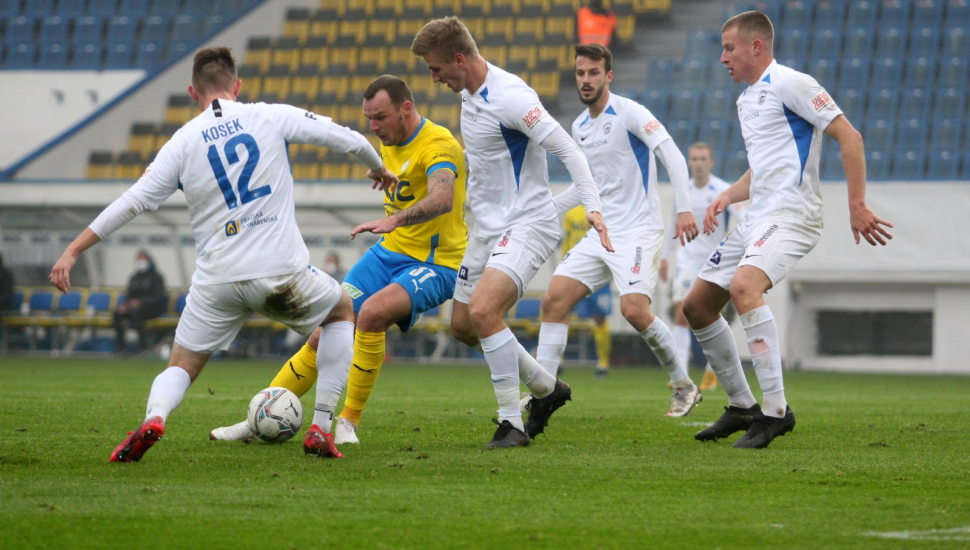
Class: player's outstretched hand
366,165,399,191
351,217,399,240
704,195,731,235
659,259,669,282
586,211,614,253
49,251,77,293
674,212,699,246
850,203,894,246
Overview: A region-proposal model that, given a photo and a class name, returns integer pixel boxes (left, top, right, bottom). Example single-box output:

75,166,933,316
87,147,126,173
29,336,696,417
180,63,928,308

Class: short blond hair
411,17,480,60
721,10,774,47
689,142,715,159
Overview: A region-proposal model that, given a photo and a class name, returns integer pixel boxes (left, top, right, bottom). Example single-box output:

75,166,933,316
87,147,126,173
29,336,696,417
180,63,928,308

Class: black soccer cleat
694,404,762,442
733,406,795,449
524,379,572,439
485,419,530,450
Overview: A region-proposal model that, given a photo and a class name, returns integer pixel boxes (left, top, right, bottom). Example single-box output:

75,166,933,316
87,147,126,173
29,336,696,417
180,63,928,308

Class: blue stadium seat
879,0,911,28
30,290,55,312
728,122,746,150
119,0,149,16
683,30,716,60
708,61,737,89
900,87,932,119
777,56,805,72
698,120,731,151
670,90,701,121
942,27,970,57
844,27,874,58
39,15,68,43
666,121,695,152
86,292,112,313
107,16,136,44
676,59,707,91
57,291,83,313
863,119,895,151
810,29,842,60
939,56,969,87
87,0,117,16
933,87,966,119
782,1,813,31
875,27,907,58
753,0,782,25
105,42,131,68
213,0,241,13
910,27,941,57
865,150,890,179
871,57,903,88
913,0,944,28
149,0,180,15
807,58,838,89
5,17,36,44
640,89,669,121
835,88,865,121
58,0,85,16
820,149,844,180
903,56,936,88
929,118,963,150
171,15,198,42
838,57,870,89
140,16,169,44
946,0,970,29
867,88,899,120
846,0,878,28
38,42,68,68
165,40,189,61
896,118,929,148
5,42,37,68
23,0,54,15
927,149,961,179
892,149,925,180
202,15,223,35
73,17,104,45
814,0,846,31
646,60,675,90
135,41,162,67
778,28,808,60
723,150,749,181
703,89,736,120
0,0,19,17
73,42,102,69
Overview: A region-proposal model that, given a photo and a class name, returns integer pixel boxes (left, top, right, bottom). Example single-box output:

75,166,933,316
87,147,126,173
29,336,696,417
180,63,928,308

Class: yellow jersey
562,205,590,259
379,118,467,271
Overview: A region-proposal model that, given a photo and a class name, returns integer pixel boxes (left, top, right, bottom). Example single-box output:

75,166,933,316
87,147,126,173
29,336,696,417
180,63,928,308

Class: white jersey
664,175,737,270
570,93,673,237
738,60,842,227
460,62,560,236
111,99,377,285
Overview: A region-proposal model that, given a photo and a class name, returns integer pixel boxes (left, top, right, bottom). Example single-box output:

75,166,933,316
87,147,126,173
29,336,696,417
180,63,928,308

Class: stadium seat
290,64,321,101
879,0,911,28
927,149,960,179
814,0,846,31
365,19,395,46
141,16,170,45
846,0,878,28
87,152,114,179
723,150,749,181
149,0,180,16
820,149,845,180
930,118,963,150
844,28,874,58
245,36,272,71
57,291,84,315
172,15,199,43
114,151,143,179
236,63,261,96
863,119,895,151
699,89,732,120
530,72,560,102
892,149,926,180
903,56,936,89
376,0,403,18
164,94,194,124
165,41,190,62
39,16,68,44
58,0,85,16
271,36,300,70
875,27,907,58
337,20,366,46
670,90,701,121
508,44,537,71
676,60,707,91
300,36,328,69
329,46,357,74
640,89,670,121
781,1,812,31
292,151,320,179
261,65,291,99
85,291,113,314
128,122,157,155
807,58,838,89
707,61,737,90
282,8,310,43
683,30,716,61
938,56,969,87
73,17,103,45
105,43,133,68
23,0,53,15
119,0,149,17
155,123,179,148
645,60,675,90
107,16,137,45
777,28,808,60
87,0,117,16
895,118,929,148
5,17,36,44
544,16,574,43
942,26,970,57
5,42,36,68
835,88,865,121
913,0,944,27
810,29,842,60
698,120,730,151
29,289,55,313
865,150,890,179
38,42,69,68
934,88,966,119
867,88,898,120
871,57,903,88
838,57,870,89
73,42,103,69
666,120,695,151
910,27,940,57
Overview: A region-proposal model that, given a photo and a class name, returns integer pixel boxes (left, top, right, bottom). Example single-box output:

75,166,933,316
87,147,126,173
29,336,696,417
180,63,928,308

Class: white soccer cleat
666,384,702,417
209,420,255,441
519,392,533,415
333,417,359,445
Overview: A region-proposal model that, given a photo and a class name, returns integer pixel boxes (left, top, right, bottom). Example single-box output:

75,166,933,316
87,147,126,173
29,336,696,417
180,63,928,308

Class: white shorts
672,260,703,303
175,265,343,354
453,217,560,304
698,218,821,289
554,230,664,301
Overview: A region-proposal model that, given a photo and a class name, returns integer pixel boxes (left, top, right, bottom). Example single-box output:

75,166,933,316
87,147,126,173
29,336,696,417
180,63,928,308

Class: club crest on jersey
522,106,543,129
631,246,642,274
812,91,832,111
225,219,240,236
458,265,469,280
753,224,779,247
758,90,767,105
709,250,722,265
643,120,662,135
603,121,613,135
401,159,411,172
497,230,512,247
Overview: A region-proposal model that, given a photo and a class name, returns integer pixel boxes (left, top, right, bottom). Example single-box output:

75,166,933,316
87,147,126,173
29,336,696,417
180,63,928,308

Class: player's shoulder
771,62,821,92
572,109,592,131
709,175,731,191
609,93,659,123
421,118,459,144
485,63,539,105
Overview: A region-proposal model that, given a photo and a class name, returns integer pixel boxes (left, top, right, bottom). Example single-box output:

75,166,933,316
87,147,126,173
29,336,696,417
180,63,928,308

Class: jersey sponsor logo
461,109,479,123
743,111,760,122
631,246,642,274
431,152,453,161
603,121,613,135
225,219,240,236
758,90,768,105
812,91,832,111
497,230,512,248
458,265,469,280
709,250,722,265
643,120,663,136
139,165,152,179
753,224,779,247
304,111,317,120
201,119,244,143
341,282,364,299
522,106,543,129
584,139,608,149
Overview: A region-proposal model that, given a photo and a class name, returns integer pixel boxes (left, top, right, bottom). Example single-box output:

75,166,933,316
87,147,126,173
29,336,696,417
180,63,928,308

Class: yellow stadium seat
301,36,329,70
128,123,156,155
338,20,367,45
539,43,571,71
387,46,415,74
350,164,370,179
374,0,402,17
350,75,375,101
321,75,350,101
432,0,459,16
490,0,518,16
550,0,578,11
461,17,484,42
345,0,373,17
616,14,635,43
155,123,179,150
271,38,301,71
402,0,431,17
262,65,292,99
237,64,262,97
484,18,513,42
637,0,670,14
291,65,321,100
310,16,337,43
429,104,459,132
520,0,548,15
365,134,381,150
320,0,343,15
87,151,113,179
245,37,272,72
508,44,537,70
293,151,321,179
545,15,574,42
530,72,559,101
478,45,507,67
397,18,424,42
164,94,194,124
321,163,350,180
407,73,437,101
357,47,387,74
114,151,144,180
365,20,396,46
283,8,311,43
329,47,358,73
514,17,544,43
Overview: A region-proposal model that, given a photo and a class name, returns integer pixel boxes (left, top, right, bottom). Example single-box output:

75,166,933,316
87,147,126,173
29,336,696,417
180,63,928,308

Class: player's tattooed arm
350,168,455,238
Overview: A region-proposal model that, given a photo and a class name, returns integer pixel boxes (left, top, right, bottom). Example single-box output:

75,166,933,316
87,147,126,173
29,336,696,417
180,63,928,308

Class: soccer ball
247,387,303,443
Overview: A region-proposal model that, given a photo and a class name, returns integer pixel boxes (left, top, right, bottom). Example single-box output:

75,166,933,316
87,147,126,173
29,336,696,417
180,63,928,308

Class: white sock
741,306,787,418
517,343,555,398
145,366,192,422
536,322,568,376
313,321,355,432
693,317,757,408
672,324,692,367
705,364,714,374
642,317,692,388
481,328,524,432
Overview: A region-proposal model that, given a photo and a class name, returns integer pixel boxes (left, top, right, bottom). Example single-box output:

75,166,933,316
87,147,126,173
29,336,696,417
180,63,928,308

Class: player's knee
620,301,653,331
450,319,478,347
357,300,392,332
467,299,493,329
325,292,356,325
729,279,759,310
540,291,569,321
681,295,706,327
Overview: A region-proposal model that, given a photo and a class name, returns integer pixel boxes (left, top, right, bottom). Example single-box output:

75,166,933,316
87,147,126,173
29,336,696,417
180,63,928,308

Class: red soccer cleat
109,416,165,463
303,424,343,458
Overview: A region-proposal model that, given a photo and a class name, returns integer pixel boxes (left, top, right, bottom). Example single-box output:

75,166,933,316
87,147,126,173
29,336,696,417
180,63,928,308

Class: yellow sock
593,321,612,368
269,342,317,397
338,330,385,423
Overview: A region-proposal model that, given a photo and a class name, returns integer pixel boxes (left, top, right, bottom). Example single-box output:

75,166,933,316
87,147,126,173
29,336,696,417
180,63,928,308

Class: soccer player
659,142,739,391
536,43,701,417
562,205,613,378
685,12,893,448
412,17,612,449
48,48,397,462
210,75,467,446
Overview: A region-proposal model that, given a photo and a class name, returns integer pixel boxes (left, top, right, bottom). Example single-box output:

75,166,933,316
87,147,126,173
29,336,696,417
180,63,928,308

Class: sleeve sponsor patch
811,91,832,111
522,106,543,129
643,120,663,135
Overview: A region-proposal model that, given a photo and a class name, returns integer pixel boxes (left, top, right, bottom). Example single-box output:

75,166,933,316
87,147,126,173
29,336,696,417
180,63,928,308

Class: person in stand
113,250,167,354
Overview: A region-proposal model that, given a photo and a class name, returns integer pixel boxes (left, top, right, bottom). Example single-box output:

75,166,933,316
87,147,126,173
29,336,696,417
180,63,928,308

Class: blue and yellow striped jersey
562,205,590,259
379,118,467,271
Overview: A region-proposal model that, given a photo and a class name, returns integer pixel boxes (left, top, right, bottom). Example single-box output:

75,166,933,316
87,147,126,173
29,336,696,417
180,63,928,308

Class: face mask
135,259,151,273
324,262,338,275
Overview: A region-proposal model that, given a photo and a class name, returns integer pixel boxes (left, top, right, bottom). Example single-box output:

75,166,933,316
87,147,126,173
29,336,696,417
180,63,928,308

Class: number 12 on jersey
207,133,271,210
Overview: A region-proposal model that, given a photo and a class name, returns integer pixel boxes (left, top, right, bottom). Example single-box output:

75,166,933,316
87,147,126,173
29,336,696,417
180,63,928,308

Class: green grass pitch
1,357,969,549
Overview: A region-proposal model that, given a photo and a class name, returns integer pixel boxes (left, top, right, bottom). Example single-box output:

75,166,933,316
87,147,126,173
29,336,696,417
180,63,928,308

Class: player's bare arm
365,165,400,191
351,168,455,239
824,115,894,246
49,228,102,293
704,170,751,234
584,210,614,253
653,139,699,246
